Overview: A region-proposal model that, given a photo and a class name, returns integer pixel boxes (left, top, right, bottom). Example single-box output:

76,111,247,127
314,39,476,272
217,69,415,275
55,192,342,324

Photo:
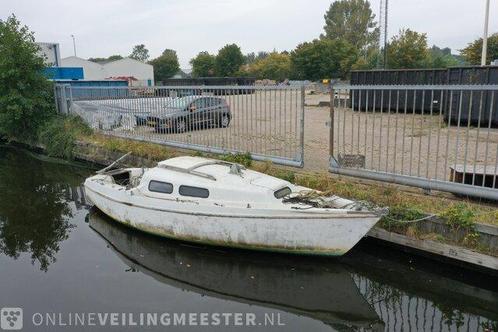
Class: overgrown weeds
220,152,252,167
440,203,480,247
84,134,174,161
78,133,498,228
440,203,476,231
38,115,92,159
380,204,425,232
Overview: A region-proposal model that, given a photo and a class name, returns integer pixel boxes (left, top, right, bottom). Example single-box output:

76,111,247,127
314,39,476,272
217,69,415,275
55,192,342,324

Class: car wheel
220,114,230,128
175,119,186,133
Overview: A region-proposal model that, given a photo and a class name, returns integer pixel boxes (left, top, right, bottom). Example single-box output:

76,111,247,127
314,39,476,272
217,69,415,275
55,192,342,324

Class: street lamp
71,34,77,57
481,0,490,66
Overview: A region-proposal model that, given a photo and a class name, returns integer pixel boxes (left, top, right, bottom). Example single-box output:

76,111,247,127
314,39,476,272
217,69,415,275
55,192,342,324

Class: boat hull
85,183,379,256
89,209,383,329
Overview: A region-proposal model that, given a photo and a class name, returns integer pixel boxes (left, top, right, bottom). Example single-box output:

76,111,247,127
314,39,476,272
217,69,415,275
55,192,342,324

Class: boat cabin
98,157,296,205
133,157,295,204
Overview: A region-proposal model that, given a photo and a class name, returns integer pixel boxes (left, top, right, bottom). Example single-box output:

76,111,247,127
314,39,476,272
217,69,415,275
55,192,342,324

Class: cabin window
149,180,174,194
179,185,209,198
274,187,291,199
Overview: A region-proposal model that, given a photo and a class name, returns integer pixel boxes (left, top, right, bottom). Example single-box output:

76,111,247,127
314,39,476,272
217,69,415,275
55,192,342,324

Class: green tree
149,49,180,82
323,0,379,53
386,29,430,69
351,49,380,70
215,44,245,76
0,15,54,141
245,51,270,65
107,55,123,61
290,39,357,80
130,44,150,62
461,33,498,65
247,52,291,81
88,55,123,63
87,57,106,62
429,45,461,68
190,51,216,77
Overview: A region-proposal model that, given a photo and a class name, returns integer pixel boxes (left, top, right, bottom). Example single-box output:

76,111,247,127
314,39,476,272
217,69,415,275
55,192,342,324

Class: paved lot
305,95,498,182
75,91,498,181
78,90,304,163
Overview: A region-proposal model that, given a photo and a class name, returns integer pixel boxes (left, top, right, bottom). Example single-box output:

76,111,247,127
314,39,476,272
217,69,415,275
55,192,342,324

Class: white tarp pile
69,97,175,131
70,101,123,130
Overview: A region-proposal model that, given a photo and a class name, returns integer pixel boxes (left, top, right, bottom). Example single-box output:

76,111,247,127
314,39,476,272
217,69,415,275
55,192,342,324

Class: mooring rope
381,214,437,224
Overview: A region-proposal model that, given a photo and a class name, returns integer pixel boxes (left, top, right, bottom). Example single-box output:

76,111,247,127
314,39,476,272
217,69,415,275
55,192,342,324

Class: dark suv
146,96,231,133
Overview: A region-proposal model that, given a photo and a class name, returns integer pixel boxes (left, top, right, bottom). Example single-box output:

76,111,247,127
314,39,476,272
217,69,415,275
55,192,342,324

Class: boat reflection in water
88,209,383,331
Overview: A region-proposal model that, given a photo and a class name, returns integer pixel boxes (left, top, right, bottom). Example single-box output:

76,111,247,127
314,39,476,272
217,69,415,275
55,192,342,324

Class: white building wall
37,42,61,66
60,56,154,86
60,56,107,80
103,58,154,86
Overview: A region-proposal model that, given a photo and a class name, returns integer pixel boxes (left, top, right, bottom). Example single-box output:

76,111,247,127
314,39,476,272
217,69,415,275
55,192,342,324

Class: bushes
38,115,92,160
440,203,475,231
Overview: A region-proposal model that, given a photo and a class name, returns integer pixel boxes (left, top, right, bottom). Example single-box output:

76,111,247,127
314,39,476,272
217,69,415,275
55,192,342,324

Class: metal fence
54,84,72,115
55,84,305,167
329,84,498,200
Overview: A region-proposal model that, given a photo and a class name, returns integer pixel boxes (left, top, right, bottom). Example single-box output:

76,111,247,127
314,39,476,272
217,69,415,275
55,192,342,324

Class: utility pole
71,34,77,57
481,0,490,66
377,0,389,69
377,0,384,69
383,0,389,69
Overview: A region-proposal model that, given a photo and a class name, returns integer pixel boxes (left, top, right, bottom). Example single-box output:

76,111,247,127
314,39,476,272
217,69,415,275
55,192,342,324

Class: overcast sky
1,0,496,68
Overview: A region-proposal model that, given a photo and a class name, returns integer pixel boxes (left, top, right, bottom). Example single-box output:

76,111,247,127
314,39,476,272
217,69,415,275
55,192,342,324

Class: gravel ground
304,94,498,183
93,90,304,162
81,91,498,182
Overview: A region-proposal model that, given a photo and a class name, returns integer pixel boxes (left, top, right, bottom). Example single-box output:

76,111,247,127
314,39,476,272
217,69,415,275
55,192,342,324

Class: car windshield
164,97,196,109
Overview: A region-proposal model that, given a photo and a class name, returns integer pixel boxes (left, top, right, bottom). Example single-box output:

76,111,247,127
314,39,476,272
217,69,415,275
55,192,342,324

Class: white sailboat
84,156,380,255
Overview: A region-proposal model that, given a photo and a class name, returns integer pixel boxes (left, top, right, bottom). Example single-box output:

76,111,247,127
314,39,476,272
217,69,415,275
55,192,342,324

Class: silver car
146,96,231,133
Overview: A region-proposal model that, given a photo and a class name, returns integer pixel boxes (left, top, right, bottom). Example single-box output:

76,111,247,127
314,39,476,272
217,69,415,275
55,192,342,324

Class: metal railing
55,84,305,167
329,84,498,200
54,84,72,115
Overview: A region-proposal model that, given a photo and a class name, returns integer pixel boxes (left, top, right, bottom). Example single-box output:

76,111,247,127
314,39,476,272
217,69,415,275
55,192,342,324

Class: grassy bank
74,130,498,227
26,114,497,255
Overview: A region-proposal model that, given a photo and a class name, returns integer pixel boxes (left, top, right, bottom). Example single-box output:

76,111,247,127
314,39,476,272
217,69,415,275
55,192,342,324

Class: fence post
61,85,68,114
53,85,59,114
329,84,339,168
300,84,305,167
65,85,73,115
329,85,334,157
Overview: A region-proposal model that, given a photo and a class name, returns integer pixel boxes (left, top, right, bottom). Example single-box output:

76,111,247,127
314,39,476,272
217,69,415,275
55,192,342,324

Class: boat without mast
84,156,380,255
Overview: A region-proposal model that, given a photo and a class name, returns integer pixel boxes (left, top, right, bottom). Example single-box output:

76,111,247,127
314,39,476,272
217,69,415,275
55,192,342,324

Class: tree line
133,0,495,82
86,0,498,82
85,0,498,82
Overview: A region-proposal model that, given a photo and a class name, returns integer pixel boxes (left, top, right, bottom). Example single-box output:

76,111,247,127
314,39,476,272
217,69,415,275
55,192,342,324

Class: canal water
0,145,497,331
